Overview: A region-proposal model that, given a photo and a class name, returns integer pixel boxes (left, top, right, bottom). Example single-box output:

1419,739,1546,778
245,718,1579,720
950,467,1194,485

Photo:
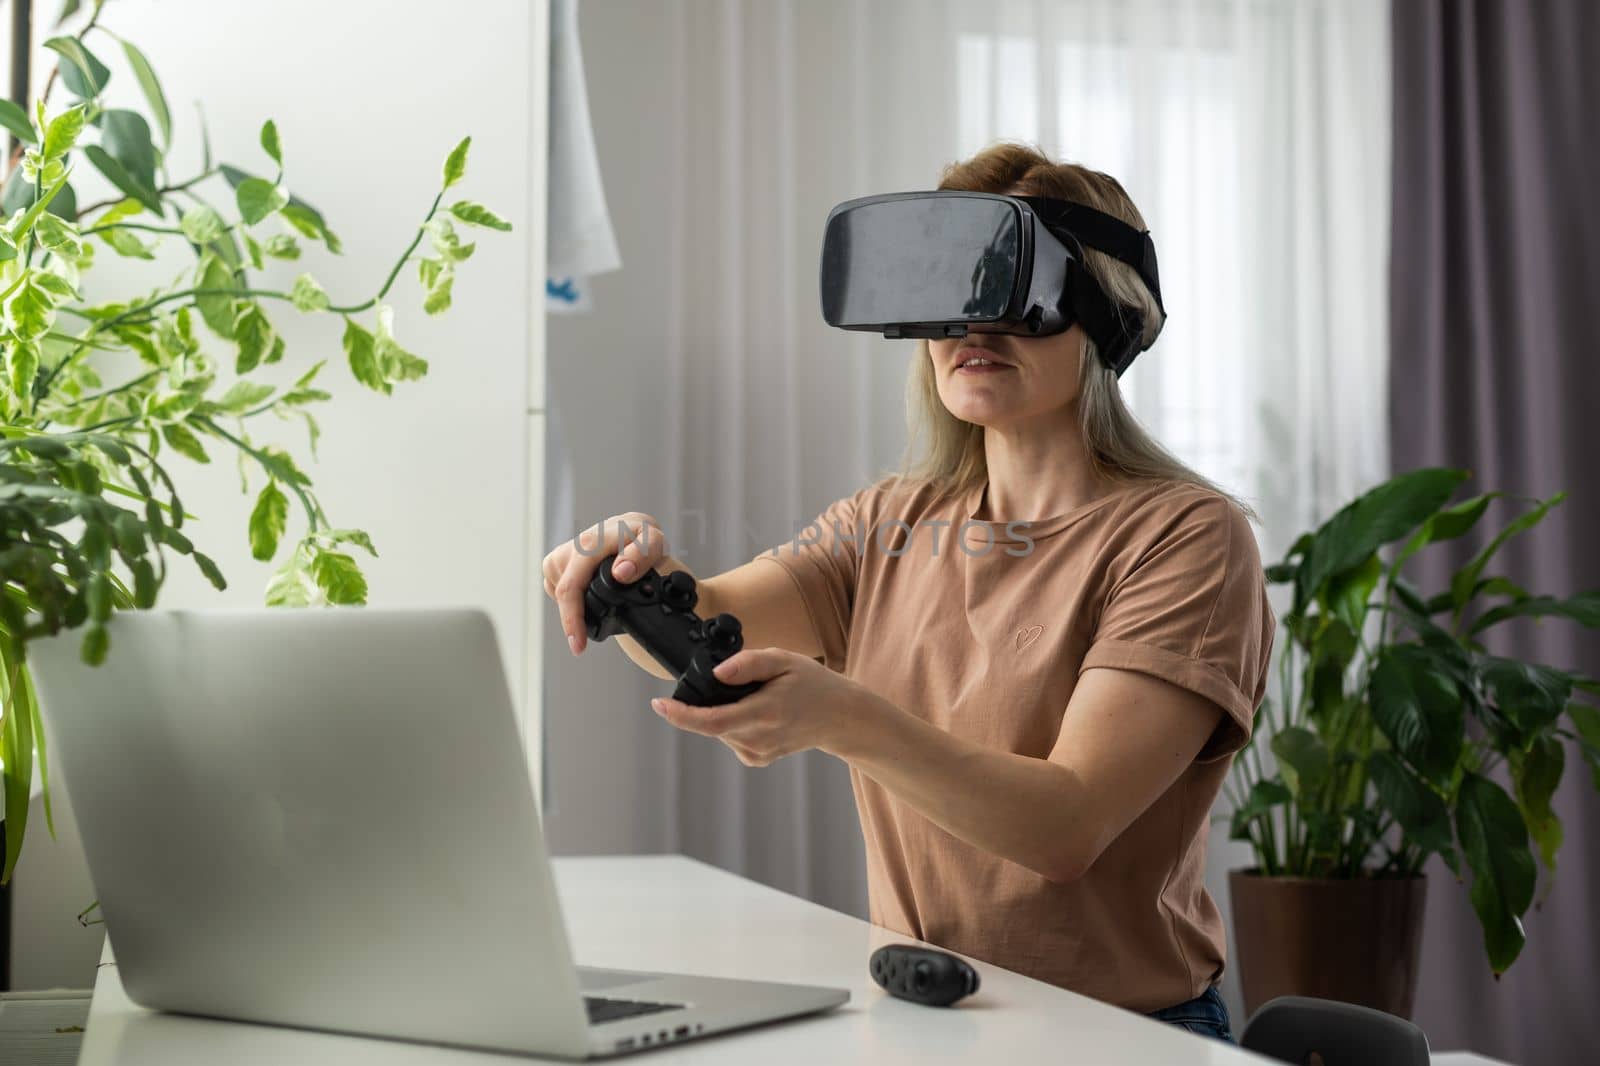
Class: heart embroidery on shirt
1016,625,1044,651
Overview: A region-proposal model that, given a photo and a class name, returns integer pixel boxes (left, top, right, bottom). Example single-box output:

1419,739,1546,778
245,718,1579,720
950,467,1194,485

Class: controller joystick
582,556,762,707
661,570,698,611
704,614,742,653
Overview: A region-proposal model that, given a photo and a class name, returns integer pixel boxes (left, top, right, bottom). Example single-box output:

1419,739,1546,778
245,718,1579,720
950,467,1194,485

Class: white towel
546,0,620,313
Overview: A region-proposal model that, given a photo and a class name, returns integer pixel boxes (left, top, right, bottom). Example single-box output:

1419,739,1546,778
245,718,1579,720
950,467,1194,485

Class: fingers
610,515,668,583
651,696,779,768
712,647,795,684
651,697,725,736
553,526,602,654
544,512,664,655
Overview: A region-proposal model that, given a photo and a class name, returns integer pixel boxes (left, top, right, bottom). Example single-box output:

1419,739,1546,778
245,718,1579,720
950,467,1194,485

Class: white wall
538,0,683,858
10,0,545,988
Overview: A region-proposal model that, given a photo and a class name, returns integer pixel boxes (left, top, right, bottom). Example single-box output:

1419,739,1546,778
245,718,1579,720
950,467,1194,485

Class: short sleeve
1080,494,1275,761
753,489,867,671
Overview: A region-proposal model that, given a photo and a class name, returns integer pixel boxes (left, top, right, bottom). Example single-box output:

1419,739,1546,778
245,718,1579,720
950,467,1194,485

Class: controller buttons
704,614,743,656
662,570,698,611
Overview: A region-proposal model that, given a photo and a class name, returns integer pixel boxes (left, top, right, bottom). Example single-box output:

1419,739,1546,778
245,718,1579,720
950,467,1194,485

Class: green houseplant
0,1,510,885
1227,466,1600,1016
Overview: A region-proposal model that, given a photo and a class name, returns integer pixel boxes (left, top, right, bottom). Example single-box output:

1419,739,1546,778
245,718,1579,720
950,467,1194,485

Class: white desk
72,855,1498,1065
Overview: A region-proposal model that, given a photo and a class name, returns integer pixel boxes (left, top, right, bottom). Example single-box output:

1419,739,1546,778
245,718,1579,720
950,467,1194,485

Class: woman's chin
944,396,1023,427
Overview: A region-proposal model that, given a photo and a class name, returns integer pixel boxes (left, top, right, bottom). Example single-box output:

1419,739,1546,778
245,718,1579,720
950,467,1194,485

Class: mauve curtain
1389,2,1600,1064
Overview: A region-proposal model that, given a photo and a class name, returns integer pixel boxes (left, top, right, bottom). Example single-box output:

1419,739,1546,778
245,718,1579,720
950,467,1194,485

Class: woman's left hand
650,649,878,766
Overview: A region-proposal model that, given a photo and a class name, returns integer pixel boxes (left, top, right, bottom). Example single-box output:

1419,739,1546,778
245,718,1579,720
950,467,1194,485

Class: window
958,29,1252,499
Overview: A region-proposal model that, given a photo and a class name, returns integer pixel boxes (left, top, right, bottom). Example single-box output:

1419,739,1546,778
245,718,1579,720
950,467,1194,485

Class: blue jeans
1147,984,1234,1042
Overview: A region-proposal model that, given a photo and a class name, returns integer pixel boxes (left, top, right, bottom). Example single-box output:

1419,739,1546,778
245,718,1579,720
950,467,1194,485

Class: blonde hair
902,142,1254,519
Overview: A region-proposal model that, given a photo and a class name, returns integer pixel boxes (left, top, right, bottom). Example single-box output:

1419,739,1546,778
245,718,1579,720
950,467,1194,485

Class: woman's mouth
953,348,1015,374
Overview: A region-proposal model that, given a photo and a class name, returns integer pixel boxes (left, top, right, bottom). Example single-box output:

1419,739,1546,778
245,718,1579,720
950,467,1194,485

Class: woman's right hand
542,512,671,655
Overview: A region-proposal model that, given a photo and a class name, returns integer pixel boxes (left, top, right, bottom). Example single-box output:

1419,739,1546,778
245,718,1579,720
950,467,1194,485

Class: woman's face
927,324,1087,430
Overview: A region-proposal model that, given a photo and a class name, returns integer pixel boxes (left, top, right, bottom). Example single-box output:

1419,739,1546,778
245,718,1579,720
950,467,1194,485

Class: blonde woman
543,143,1274,1041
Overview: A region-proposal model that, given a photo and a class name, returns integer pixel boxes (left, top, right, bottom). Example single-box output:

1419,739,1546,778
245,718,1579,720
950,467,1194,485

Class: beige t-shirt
755,475,1274,1012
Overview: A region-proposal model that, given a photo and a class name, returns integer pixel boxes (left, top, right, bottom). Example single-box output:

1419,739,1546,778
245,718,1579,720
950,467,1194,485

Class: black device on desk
870,945,981,1007
583,555,763,707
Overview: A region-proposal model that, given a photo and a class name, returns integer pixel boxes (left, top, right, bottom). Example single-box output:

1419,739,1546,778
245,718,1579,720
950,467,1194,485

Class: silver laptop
30,607,848,1059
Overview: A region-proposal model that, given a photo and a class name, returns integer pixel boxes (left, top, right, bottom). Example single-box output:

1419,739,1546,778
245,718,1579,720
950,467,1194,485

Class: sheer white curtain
544,0,1391,949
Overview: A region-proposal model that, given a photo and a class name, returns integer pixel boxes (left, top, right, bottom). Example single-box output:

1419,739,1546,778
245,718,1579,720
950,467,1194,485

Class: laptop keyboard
585,996,684,1025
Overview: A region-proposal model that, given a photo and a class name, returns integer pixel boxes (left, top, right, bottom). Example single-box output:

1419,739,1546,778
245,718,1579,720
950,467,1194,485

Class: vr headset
818,191,1165,375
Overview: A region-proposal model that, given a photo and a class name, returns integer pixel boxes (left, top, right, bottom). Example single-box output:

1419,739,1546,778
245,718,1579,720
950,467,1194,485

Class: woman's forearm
823,692,1100,884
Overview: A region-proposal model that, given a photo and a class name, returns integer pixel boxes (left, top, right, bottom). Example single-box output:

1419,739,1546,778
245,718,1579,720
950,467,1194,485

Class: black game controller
583,555,762,707
869,945,980,1007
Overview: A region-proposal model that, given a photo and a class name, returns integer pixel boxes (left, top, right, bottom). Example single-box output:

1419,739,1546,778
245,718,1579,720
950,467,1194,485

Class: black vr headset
818,191,1165,375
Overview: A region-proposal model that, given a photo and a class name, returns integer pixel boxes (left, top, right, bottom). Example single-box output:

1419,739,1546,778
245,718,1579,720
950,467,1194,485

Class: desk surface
74,855,1501,1065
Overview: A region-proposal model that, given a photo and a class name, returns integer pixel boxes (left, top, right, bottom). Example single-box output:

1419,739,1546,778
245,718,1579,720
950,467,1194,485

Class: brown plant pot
1229,868,1427,1020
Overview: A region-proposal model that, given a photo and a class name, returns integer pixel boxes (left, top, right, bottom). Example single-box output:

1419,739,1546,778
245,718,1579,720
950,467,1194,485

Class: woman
543,143,1274,1042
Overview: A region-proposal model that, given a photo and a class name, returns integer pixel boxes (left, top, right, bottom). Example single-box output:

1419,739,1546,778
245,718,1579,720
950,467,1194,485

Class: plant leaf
194,253,237,339
442,136,470,188
1393,492,1497,575
1300,467,1469,610
120,39,172,149
82,144,162,215
2,648,36,881
0,99,37,144
319,528,378,557
280,202,341,254
80,623,108,664
448,200,511,231
311,550,368,604
1471,591,1600,635
422,273,453,315
7,275,64,341
7,341,39,398
1229,779,1290,842
41,104,86,162
192,551,227,591
1271,726,1330,797
289,273,329,312
160,422,210,463
233,303,277,375
1367,750,1455,867
33,212,82,258
180,204,226,246
1369,644,1464,784
1448,493,1567,612
44,36,110,98
97,223,155,259
132,556,158,608
258,445,310,487
11,169,73,242
292,359,327,390
1567,703,1600,789
1479,657,1572,738
249,481,289,561
236,178,288,226
1510,735,1564,877
99,109,158,191
212,380,275,414
1456,772,1536,974
1324,552,1381,637
264,233,301,260
342,318,388,394
260,119,282,166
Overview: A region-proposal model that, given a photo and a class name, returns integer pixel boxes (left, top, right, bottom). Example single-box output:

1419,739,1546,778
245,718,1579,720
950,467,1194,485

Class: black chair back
1240,996,1430,1066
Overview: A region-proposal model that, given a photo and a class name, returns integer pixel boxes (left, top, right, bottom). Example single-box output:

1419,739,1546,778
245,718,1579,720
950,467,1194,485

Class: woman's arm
543,514,821,680
652,652,1223,884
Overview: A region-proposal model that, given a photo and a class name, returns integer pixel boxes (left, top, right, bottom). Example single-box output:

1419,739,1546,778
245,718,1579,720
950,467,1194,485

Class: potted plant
0,1,510,888
1227,467,1600,1018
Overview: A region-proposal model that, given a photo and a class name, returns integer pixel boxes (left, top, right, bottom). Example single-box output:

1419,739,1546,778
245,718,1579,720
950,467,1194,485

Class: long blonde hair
903,142,1254,518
